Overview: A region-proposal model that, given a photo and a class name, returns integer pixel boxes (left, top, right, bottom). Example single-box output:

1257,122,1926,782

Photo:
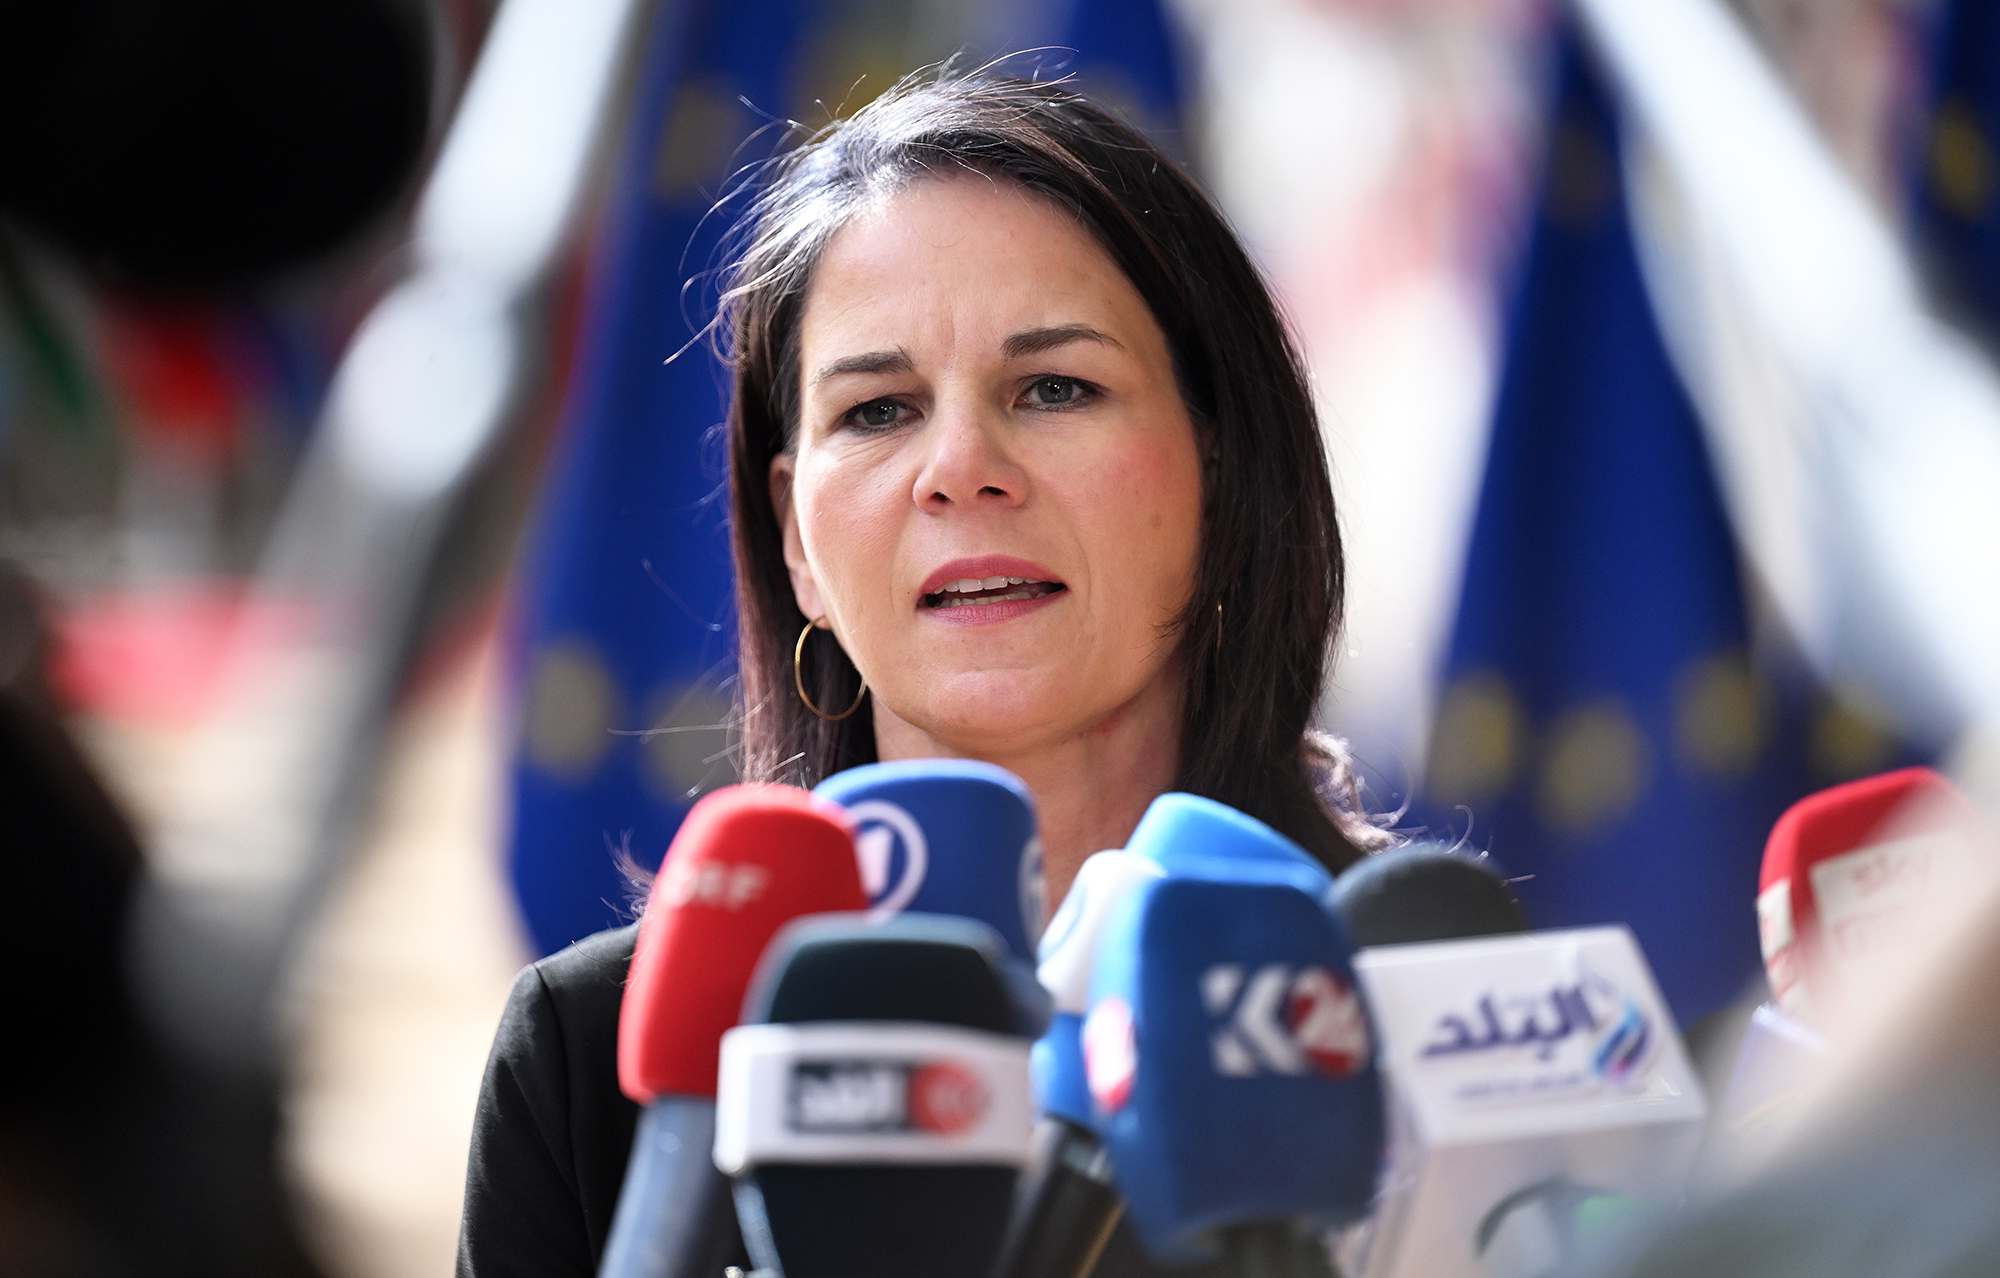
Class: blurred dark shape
0,561,325,1278
0,560,139,1103
0,0,431,289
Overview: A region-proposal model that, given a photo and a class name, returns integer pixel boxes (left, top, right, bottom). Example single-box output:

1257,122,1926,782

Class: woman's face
772,175,1204,760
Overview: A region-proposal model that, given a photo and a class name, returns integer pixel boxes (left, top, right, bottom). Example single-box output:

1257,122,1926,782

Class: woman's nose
912,400,1026,512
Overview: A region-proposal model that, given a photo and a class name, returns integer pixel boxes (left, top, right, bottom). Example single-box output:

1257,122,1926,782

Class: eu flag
1914,0,2000,340
1418,33,1813,1027
506,0,820,957
506,0,1189,956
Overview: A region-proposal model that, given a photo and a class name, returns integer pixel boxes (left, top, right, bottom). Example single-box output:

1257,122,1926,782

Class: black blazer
457,923,647,1278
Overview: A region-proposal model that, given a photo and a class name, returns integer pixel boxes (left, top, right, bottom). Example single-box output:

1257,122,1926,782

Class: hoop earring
794,620,869,721
1216,601,1224,656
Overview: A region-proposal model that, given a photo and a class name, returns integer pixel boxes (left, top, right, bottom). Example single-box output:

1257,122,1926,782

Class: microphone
1125,791,1333,898
1340,925,1706,1278
1001,794,1341,1278
1758,766,1990,1027
1086,873,1384,1273
1331,843,1531,948
599,786,868,1278
814,759,1045,962
715,913,1041,1278
997,849,1164,1278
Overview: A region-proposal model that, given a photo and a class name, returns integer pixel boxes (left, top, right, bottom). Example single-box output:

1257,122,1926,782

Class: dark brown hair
722,71,1386,871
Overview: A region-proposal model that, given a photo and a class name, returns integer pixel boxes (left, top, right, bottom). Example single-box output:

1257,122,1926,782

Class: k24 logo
1202,963,1371,1080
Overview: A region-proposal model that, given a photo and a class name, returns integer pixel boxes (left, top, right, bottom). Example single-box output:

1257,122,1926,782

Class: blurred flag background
3,0,1997,1274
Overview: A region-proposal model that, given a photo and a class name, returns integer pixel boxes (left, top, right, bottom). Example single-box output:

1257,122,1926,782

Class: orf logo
659,856,768,911
847,800,928,919
1082,997,1138,1113
1203,963,1370,1080
908,1059,989,1135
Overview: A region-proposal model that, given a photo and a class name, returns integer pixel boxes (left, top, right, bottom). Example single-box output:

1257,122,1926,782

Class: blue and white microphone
814,759,1044,963
995,849,1164,1278
1085,873,1385,1273
1340,927,1707,1278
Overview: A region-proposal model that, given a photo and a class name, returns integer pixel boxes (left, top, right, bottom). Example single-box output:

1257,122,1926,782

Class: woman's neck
869,683,1181,915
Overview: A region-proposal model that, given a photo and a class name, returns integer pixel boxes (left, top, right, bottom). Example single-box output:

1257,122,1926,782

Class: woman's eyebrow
811,348,914,387
1002,324,1123,360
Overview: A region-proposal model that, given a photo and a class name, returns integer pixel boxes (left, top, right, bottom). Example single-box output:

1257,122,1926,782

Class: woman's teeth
925,577,1064,608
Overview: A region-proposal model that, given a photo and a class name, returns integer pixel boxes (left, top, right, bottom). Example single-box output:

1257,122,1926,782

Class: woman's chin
877,677,1098,757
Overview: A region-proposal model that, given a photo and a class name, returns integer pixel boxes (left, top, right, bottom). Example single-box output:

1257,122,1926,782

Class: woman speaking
459,71,1388,1277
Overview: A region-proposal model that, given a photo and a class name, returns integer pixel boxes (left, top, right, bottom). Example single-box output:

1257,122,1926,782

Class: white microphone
1338,927,1707,1278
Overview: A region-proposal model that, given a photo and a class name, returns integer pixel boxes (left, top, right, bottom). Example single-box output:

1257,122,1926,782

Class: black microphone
714,913,1043,1278
1331,843,1531,948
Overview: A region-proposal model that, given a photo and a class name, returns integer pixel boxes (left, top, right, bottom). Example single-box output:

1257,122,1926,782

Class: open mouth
921,576,1068,609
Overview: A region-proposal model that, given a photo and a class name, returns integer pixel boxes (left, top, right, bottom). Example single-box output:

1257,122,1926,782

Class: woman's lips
917,556,1067,622
920,586,1067,625
924,576,1066,608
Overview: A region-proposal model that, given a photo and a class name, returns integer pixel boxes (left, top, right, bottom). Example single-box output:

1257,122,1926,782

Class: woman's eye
1024,376,1088,408
846,399,905,429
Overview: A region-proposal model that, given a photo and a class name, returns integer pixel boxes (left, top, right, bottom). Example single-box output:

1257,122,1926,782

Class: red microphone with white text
598,786,868,1278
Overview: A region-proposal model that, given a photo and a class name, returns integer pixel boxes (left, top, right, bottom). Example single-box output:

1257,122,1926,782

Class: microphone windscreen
1087,876,1384,1260
814,759,1044,961
1758,766,1987,1018
617,785,866,1103
1345,926,1706,1278
1125,792,1332,897
746,914,1027,1034
1032,850,1164,1128
720,914,1036,1278
1332,843,1530,948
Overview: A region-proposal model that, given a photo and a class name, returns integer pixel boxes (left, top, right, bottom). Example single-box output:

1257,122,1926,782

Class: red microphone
601,784,868,1278
1758,767,1989,1026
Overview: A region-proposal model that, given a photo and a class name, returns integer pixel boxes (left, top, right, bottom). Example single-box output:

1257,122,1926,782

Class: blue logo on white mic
847,799,928,919
1417,966,1657,1101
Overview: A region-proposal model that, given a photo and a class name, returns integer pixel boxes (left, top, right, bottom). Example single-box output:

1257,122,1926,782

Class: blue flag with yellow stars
506,0,1189,956
1914,0,2000,338
1418,33,1819,1028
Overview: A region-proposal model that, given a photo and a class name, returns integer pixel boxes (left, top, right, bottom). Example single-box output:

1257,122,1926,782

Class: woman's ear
769,453,826,623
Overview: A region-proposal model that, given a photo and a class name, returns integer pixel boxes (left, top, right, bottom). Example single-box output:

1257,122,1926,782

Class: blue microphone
814,759,1044,963
1031,797,1333,1147
1126,792,1333,901
1002,795,1346,1278
1084,874,1385,1272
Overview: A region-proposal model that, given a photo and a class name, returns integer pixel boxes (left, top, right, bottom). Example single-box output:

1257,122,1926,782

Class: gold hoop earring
1216,601,1224,656
794,620,869,721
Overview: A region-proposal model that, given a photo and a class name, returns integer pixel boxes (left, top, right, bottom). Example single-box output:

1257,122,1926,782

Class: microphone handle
990,1118,1124,1278
1219,1223,1340,1278
599,1098,738,1278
